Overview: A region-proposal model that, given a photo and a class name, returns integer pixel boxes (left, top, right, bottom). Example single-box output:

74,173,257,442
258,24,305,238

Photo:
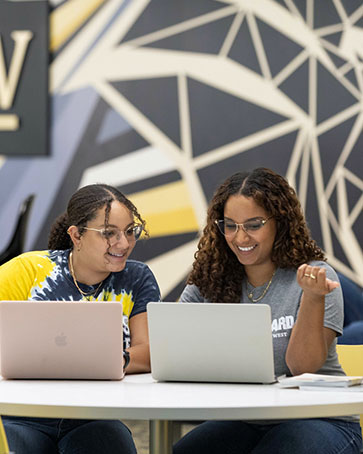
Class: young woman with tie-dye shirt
0,183,160,454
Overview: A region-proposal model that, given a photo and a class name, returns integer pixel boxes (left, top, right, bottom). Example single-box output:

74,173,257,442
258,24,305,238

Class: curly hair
188,168,325,303
48,184,147,250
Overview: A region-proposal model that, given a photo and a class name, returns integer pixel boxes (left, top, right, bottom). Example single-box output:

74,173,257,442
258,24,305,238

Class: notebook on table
0,300,123,380
147,302,276,384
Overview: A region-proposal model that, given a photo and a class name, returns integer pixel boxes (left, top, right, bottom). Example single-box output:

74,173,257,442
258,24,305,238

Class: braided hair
48,184,145,250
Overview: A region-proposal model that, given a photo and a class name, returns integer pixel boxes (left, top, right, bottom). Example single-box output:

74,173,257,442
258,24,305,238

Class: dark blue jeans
173,418,362,454
2,416,137,454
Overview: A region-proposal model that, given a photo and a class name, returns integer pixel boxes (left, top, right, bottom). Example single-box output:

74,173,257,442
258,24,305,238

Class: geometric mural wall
0,0,362,298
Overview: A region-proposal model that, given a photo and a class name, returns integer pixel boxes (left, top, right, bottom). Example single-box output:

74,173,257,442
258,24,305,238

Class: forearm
286,264,340,376
286,292,328,375
125,343,150,374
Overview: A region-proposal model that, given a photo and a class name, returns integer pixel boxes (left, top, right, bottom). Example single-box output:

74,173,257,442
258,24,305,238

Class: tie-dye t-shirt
0,249,160,349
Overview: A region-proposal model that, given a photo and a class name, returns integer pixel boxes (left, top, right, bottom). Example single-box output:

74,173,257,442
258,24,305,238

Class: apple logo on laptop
55,332,67,347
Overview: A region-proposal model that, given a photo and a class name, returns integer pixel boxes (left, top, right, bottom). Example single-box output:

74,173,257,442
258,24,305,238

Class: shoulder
307,261,343,306
2,250,71,275
116,260,160,307
308,260,338,279
277,262,337,280
124,259,151,270
15,250,51,260
16,249,68,262
123,260,156,278
0,251,59,288
110,260,160,295
180,284,208,303
1,250,51,269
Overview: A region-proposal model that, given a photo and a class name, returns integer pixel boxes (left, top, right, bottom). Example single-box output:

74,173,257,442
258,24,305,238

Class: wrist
123,350,130,370
301,288,325,301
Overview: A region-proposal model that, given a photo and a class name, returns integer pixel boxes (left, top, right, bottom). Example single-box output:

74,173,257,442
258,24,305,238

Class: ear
67,225,82,250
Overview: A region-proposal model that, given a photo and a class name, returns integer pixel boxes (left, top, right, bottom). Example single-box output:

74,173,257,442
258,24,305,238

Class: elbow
286,353,325,376
142,355,151,374
285,339,329,376
287,362,316,376
285,348,301,376
286,355,302,376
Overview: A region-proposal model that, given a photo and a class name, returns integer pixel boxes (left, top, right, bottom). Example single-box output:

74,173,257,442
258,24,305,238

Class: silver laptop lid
0,301,123,380
147,302,275,384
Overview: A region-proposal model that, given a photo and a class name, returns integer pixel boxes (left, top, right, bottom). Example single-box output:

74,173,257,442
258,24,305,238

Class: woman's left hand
297,264,340,297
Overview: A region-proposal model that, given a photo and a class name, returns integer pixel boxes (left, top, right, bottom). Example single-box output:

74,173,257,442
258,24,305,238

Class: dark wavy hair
188,168,325,303
48,184,146,250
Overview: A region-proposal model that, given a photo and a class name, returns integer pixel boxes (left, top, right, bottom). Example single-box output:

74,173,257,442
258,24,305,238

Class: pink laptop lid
0,301,123,380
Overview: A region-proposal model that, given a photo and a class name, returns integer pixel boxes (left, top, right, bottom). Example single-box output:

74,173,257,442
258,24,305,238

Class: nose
113,231,130,247
234,225,250,241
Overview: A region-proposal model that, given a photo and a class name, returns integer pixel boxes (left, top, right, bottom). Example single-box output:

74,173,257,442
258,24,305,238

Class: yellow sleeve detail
100,290,134,317
121,292,134,318
0,252,55,300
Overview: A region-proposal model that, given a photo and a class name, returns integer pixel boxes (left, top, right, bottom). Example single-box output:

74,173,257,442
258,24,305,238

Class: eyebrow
97,221,134,229
224,216,264,223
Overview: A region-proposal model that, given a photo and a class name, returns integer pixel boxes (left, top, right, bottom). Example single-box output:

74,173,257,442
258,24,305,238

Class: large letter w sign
0,1,48,156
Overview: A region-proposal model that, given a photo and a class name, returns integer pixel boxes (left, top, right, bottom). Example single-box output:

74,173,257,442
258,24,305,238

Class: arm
123,263,160,374
125,312,150,374
285,264,340,376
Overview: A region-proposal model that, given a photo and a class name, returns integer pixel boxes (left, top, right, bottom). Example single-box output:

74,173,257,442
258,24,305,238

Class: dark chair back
337,271,363,327
0,194,35,266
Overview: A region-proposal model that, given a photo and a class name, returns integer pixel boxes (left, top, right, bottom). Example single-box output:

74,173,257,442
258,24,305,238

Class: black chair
0,194,35,266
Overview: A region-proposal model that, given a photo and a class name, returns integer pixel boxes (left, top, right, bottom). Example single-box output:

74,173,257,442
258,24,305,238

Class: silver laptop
147,302,275,384
0,301,123,380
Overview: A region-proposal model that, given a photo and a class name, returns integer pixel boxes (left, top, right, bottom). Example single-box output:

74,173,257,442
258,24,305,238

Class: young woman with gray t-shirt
173,168,362,454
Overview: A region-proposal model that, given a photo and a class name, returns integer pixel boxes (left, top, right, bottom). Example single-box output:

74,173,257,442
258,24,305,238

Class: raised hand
297,264,340,297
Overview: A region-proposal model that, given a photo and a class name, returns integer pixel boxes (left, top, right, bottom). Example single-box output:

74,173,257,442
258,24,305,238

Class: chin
108,262,127,273
236,256,259,267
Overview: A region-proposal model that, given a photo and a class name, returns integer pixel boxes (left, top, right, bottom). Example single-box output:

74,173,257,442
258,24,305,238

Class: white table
0,374,362,454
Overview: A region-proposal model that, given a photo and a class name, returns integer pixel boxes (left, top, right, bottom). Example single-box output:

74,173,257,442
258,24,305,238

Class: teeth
109,252,125,257
238,245,255,252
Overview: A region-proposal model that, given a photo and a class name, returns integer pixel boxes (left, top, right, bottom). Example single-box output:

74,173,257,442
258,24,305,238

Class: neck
69,251,109,286
244,263,277,287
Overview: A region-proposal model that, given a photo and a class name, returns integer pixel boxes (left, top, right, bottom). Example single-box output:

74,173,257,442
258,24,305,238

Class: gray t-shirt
180,261,360,423
180,261,344,377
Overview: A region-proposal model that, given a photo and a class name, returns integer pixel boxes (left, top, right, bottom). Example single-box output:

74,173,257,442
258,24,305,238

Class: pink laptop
0,301,123,380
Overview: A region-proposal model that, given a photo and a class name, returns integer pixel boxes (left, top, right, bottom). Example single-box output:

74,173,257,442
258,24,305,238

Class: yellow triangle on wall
129,180,199,238
50,0,106,52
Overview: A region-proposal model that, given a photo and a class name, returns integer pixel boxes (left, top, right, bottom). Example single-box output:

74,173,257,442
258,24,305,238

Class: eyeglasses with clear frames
215,216,273,237
83,224,144,243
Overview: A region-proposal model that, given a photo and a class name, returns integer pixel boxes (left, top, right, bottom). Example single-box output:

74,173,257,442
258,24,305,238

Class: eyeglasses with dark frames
215,216,273,237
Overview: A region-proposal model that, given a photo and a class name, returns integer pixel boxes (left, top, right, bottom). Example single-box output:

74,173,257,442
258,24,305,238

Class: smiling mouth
108,251,126,258
237,245,257,252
